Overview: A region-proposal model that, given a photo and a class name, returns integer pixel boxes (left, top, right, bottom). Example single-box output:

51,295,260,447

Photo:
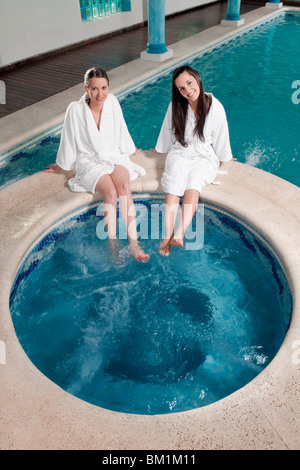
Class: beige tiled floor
0,6,300,450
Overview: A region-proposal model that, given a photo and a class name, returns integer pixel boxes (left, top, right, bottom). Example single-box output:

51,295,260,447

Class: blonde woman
46,67,149,262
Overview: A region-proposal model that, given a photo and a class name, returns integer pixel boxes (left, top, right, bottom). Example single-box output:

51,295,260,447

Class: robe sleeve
113,96,136,156
56,103,78,170
211,100,232,162
155,103,175,153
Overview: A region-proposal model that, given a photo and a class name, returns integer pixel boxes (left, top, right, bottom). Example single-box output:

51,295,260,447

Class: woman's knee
105,187,118,203
96,179,118,203
116,181,131,197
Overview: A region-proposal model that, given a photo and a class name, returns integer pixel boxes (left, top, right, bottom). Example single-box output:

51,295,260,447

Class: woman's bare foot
109,238,120,251
170,236,184,248
159,238,171,257
44,163,61,173
129,241,149,262
108,238,121,263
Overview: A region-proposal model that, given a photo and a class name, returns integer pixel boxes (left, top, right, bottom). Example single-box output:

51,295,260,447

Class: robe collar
79,93,114,159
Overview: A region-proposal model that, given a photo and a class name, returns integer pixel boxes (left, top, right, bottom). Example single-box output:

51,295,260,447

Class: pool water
0,133,61,191
10,198,292,414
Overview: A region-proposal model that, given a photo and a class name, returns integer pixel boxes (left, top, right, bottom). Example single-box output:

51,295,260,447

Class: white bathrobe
155,94,232,196
56,93,145,194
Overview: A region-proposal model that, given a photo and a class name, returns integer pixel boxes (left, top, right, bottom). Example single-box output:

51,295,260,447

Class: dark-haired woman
155,66,233,256
45,67,149,262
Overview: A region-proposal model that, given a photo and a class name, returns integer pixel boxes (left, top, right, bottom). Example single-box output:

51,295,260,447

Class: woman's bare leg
159,193,180,256
110,166,149,262
171,189,199,247
95,174,118,240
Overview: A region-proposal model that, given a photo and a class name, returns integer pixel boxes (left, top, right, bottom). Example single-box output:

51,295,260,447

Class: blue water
0,134,61,190
10,199,292,414
1,12,299,190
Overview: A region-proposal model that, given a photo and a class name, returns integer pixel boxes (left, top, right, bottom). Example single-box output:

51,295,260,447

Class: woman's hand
132,148,142,156
44,163,61,173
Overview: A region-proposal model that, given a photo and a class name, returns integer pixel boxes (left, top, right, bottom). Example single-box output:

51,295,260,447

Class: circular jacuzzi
9,195,292,415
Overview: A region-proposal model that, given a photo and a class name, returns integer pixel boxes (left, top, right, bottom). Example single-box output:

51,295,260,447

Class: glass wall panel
80,0,130,20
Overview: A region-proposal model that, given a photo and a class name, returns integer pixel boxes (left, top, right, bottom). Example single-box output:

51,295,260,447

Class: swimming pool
0,10,299,190
10,196,292,415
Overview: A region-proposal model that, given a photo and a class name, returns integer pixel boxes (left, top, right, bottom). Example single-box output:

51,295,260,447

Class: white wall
0,0,215,68
165,0,215,15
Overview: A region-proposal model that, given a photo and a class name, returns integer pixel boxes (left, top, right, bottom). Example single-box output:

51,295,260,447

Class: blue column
221,0,244,26
141,0,173,61
266,0,282,6
146,0,168,54
225,0,242,21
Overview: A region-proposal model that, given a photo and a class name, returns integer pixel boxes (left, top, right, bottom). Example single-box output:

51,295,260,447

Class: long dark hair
84,66,109,86
171,65,211,147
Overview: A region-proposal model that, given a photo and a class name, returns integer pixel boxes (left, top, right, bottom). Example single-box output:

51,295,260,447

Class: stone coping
0,6,300,450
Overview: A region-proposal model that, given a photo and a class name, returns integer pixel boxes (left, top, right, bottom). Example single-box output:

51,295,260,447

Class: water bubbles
240,346,268,365
244,142,270,168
